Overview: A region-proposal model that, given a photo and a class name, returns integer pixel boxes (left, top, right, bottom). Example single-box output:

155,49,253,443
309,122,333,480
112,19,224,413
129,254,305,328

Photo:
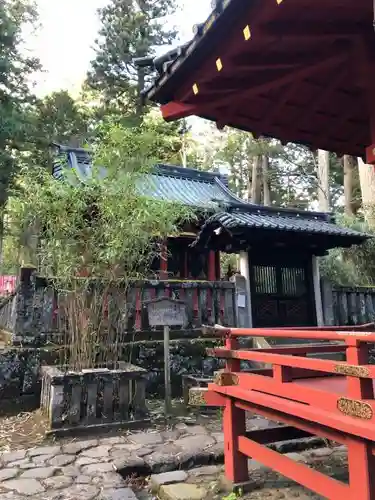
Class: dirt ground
0,398,225,452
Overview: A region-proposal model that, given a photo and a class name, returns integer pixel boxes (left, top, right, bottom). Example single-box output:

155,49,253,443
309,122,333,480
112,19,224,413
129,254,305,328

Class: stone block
159,483,207,500
48,454,75,467
43,475,74,489
100,488,138,500
0,468,19,481
20,467,56,479
62,440,98,455
284,452,307,463
28,445,60,457
129,432,163,446
150,470,188,489
2,478,45,496
1,450,26,464
189,465,220,477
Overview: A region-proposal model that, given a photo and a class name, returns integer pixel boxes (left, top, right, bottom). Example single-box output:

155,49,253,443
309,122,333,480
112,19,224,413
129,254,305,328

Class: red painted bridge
195,324,375,499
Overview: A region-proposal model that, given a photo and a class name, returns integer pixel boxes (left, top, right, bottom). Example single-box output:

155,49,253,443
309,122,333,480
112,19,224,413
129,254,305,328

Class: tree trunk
136,67,145,117
343,155,356,216
358,157,375,228
262,154,271,206
250,155,262,204
317,149,330,211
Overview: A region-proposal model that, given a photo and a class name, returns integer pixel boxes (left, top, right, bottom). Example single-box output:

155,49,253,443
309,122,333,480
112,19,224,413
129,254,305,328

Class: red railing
0,275,17,296
201,325,375,500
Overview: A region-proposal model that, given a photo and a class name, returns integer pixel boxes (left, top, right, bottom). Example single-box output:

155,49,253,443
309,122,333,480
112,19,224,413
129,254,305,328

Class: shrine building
134,0,375,328
52,143,367,329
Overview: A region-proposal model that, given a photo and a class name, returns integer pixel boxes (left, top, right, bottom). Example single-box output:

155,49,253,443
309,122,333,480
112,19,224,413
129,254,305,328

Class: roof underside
145,0,375,157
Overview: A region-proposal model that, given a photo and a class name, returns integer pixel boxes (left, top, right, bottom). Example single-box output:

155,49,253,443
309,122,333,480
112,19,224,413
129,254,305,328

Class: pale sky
28,0,212,97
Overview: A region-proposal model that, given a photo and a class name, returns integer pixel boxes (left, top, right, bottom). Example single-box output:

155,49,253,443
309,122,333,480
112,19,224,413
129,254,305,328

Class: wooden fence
0,276,237,344
321,280,375,326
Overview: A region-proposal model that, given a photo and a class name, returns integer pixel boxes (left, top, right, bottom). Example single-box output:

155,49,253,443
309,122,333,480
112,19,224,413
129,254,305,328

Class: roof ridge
227,204,332,221
153,163,228,184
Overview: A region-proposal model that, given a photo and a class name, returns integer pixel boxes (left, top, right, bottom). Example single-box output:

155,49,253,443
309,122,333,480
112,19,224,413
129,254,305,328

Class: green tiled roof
206,210,367,238
51,145,369,248
193,208,369,251
138,164,243,209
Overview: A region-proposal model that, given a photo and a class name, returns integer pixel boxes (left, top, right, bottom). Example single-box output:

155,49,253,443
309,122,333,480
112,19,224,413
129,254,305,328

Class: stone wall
0,268,239,404
0,339,223,402
0,268,55,346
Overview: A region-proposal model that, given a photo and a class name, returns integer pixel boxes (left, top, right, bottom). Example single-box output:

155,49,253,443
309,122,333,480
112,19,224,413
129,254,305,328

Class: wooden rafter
185,51,348,107
296,65,350,131
263,21,370,38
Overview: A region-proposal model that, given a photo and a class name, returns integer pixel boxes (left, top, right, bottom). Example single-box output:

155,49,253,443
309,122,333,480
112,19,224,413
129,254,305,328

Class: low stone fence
322,280,375,326
41,363,149,434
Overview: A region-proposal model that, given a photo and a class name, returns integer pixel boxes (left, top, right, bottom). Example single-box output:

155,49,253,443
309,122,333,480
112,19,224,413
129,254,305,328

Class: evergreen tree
29,91,90,170
0,0,40,203
87,0,177,119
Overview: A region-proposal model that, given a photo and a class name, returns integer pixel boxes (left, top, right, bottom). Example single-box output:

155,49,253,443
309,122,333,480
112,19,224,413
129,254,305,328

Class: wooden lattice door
250,257,316,328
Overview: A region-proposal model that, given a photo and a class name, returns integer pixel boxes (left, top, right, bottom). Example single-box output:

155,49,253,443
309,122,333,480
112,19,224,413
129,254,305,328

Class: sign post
146,297,187,415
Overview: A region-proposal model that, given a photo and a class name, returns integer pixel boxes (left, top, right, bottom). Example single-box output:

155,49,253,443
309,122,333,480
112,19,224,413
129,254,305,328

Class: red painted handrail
203,324,375,499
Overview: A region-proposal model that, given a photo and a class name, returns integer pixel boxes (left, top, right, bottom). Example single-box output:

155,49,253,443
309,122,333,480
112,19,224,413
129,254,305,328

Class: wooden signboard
145,297,187,415
146,297,187,327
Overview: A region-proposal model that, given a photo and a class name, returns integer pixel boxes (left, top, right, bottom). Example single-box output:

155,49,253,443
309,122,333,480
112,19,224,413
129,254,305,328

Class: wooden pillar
312,256,324,326
239,251,252,327
215,251,221,280
208,251,216,280
160,241,168,279
223,335,248,484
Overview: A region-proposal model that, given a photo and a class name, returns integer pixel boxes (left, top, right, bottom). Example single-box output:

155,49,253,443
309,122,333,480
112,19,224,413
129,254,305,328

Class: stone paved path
0,422,223,499
0,420,345,499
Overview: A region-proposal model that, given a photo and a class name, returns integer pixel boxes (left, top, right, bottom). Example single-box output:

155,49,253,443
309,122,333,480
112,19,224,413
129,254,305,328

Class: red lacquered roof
145,0,375,158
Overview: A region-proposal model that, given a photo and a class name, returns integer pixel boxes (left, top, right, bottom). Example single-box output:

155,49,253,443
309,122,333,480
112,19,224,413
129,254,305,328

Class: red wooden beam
161,101,199,121
297,65,349,130
234,399,347,445
263,20,369,38
237,435,349,498
184,53,347,118
203,325,375,343
214,384,375,442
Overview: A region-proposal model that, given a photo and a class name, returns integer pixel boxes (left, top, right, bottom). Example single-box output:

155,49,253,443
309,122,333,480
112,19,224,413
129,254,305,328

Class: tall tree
262,155,271,206
358,158,375,228
0,0,40,190
88,0,177,119
317,149,330,211
0,0,40,256
343,155,356,216
30,91,90,170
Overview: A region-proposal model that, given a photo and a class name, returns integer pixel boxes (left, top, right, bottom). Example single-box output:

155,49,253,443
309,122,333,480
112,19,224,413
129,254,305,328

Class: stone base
219,475,258,495
41,364,149,433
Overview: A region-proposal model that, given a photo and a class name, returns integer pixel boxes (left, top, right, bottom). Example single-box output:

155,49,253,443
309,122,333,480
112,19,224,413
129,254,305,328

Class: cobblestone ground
0,415,347,500
152,446,347,500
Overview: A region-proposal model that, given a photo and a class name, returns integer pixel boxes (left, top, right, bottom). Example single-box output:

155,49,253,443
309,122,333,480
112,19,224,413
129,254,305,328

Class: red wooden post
347,437,375,500
345,338,374,400
225,336,240,372
207,251,216,318
208,251,216,281
222,334,248,483
135,287,142,330
223,398,248,484
160,241,168,279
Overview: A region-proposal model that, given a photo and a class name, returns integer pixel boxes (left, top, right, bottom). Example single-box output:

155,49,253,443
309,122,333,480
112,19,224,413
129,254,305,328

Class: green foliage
30,91,90,167
320,215,375,286
222,490,243,499
8,123,195,369
9,124,194,283
88,0,177,117
0,0,40,205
